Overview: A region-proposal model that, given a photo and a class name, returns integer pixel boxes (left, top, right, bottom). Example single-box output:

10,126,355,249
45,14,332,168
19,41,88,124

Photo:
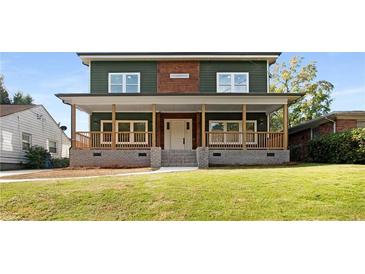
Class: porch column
71,104,76,148
111,104,116,149
201,104,206,147
242,104,247,149
152,104,156,147
283,103,288,149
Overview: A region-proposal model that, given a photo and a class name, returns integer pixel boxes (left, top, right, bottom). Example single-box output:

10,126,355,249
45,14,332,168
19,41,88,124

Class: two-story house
56,52,303,168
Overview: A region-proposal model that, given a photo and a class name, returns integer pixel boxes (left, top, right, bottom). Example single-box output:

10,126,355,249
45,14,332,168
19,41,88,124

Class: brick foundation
70,149,150,168
150,147,162,168
196,147,209,168
209,150,290,166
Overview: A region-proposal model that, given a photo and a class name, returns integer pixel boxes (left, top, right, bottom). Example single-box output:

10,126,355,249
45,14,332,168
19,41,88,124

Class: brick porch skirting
70,149,151,168
70,148,290,168
208,150,290,166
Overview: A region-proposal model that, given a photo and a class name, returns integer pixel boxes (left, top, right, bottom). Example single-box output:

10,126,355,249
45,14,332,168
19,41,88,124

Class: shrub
25,146,52,169
289,144,305,162
52,158,69,168
308,128,365,164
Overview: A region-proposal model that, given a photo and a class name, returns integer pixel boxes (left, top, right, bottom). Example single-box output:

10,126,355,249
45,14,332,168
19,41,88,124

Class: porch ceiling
77,104,283,114
56,93,303,114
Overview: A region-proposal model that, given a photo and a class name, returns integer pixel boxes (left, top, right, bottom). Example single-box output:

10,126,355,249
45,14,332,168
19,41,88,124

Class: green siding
200,61,268,93
90,61,157,94
205,112,267,131
90,112,152,131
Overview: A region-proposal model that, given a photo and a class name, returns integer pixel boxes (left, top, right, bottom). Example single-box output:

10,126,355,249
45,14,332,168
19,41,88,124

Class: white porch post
71,104,76,148
242,104,247,150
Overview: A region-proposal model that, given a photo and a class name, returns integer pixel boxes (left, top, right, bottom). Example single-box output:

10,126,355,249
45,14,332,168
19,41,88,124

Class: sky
1,52,364,137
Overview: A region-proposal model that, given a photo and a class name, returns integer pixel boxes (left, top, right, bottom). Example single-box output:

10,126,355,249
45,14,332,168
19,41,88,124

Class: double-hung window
48,140,57,153
217,72,249,93
101,120,148,144
109,73,140,93
209,120,257,144
22,132,32,150
117,121,147,144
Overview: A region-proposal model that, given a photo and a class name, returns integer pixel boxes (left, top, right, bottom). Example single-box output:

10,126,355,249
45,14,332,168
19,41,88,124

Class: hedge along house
289,111,365,161
56,52,303,168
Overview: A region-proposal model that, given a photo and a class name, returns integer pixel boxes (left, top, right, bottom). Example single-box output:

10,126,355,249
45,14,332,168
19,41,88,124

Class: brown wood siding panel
157,61,199,93
158,113,199,149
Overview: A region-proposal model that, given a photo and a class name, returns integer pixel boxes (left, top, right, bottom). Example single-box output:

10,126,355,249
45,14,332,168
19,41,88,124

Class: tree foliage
0,74,34,104
269,57,334,130
0,75,11,104
12,91,34,104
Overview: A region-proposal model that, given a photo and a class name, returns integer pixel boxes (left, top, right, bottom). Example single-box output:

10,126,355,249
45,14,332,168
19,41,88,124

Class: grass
1,164,364,220
1,167,152,179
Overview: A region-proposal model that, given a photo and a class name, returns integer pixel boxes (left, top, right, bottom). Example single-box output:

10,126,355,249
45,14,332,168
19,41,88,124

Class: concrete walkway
0,169,48,177
0,166,198,183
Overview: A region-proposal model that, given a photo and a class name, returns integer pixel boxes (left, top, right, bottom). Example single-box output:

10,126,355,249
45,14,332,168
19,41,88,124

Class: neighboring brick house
289,111,365,161
56,52,304,168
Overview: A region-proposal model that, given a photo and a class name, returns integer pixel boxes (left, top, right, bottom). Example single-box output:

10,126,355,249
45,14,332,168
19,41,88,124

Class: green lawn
1,164,364,220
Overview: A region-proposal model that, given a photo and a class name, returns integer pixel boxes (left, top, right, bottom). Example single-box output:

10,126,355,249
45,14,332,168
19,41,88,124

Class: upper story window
216,72,249,93
108,73,140,93
22,132,32,150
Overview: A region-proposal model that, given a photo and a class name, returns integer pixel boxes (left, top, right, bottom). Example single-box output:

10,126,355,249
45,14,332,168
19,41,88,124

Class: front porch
56,93,297,167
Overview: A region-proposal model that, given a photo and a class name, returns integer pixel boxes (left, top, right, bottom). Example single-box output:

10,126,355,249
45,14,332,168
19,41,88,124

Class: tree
269,56,334,130
12,91,34,104
0,74,11,104
0,74,34,105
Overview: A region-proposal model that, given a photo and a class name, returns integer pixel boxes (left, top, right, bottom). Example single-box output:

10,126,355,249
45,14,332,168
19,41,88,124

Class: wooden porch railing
206,131,284,150
75,131,153,149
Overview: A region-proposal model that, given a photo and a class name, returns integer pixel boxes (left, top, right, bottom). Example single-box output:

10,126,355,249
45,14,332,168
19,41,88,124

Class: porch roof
76,52,281,65
55,93,304,114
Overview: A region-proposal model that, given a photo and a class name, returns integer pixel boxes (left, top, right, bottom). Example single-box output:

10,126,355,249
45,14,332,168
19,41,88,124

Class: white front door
164,119,192,150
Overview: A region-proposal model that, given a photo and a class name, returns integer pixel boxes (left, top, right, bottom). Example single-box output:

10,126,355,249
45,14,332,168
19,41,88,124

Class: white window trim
208,120,257,144
108,72,141,93
216,72,249,93
48,140,57,154
101,120,148,144
22,132,32,151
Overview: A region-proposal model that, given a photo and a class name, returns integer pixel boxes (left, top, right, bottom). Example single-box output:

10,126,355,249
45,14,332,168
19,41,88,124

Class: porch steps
161,150,198,167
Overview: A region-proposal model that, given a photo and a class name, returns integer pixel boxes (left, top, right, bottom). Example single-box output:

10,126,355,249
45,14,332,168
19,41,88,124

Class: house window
217,72,249,93
101,120,148,144
22,132,32,150
48,140,57,153
209,120,257,144
357,120,365,128
312,127,320,139
108,73,140,93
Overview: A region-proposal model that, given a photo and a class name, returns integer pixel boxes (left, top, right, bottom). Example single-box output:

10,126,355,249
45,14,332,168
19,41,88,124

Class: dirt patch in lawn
1,167,152,180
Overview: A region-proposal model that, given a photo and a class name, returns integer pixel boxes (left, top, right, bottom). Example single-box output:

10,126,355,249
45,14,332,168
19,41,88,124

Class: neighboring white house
0,104,70,170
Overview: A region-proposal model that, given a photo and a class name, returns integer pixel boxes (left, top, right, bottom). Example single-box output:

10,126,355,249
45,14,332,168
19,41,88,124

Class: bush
289,144,305,162
25,146,52,169
308,128,365,164
52,158,69,168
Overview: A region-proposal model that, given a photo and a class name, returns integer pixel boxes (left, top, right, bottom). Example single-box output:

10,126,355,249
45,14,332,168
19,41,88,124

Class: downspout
324,116,336,133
